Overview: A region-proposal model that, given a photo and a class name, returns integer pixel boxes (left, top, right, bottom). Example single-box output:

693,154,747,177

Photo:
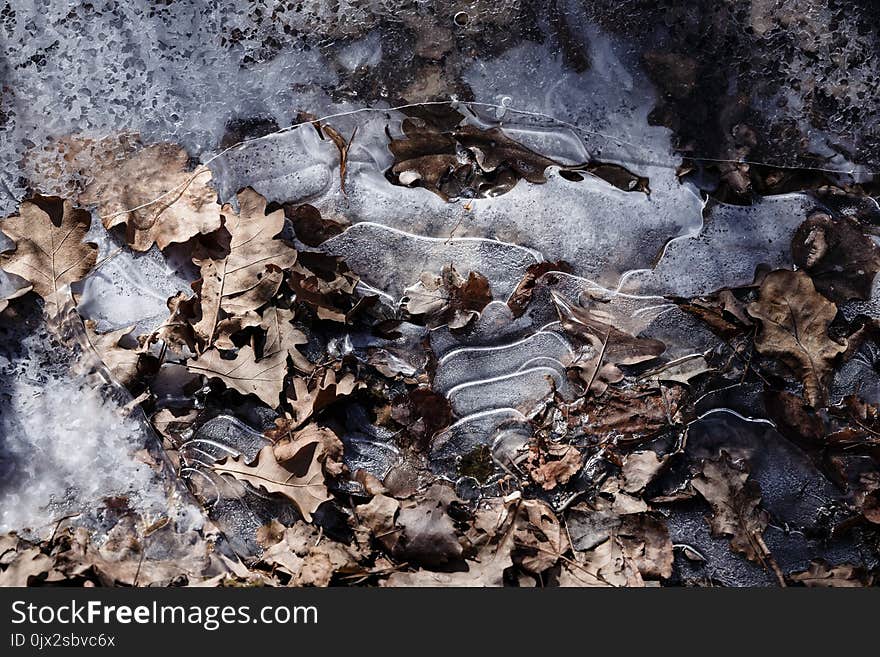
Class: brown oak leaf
187,344,287,408
211,444,330,522
80,143,221,252
747,269,846,407
0,196,97,316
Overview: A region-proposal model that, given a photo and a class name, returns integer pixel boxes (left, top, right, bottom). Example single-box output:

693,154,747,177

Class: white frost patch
0,332,171,537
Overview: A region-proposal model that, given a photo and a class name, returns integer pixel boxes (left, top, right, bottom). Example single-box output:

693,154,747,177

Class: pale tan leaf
0,197,97,316
211,445,330,522
261,306,312,372
80,143,221,251
193,189,297,347
84,320,141,387
187,344,286,408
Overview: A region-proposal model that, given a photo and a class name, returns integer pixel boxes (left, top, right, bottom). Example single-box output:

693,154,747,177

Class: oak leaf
84,320,142,387
286,368,361,428
80,143,221,252
691,453,781,581
0,197,97,316
513,500,564,573
747,269,846,407
790,560,873,587
187,345,286,408
192,189,297,348
211,444,330,522
260,307,312,373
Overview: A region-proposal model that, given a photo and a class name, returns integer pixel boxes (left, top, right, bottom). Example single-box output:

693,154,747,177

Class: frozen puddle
2,0,877,572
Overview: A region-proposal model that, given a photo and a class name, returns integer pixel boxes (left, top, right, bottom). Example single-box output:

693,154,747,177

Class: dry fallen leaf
747,269,846,407
557,537,644,588
81,143,221,252
389,119,563,199
791,212,880,303
260,306,312,373
621,450,669,494
513,500,564,573
187,344,287,408
269,421,346,479
395,484,464,567
691,452,782,583
402,264,492,329
790,560,873,587
0,196,97,316
84,320,142,387
211,444,330,522
286,368,361,428
355,494,401,552
384,494,520,587
192,189,297,348
553,292,665,395
524,441,583,490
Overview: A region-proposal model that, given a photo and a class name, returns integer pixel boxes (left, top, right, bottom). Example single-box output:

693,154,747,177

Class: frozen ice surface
430,408,531,478
447,367,568,417
623,194,816,298
435,331,570,390
0,0,338,213
228,148,703,288
0,325,177,537
77,245,195,336
464,26,674,167
323,223,541,302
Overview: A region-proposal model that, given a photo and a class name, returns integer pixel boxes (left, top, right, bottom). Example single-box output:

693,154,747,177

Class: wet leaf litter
1,2,880,588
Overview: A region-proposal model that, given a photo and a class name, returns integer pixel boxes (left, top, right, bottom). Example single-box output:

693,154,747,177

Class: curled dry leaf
268,421,346,479
192,189,297,348
402,264,492,329
286,368,361,428
553,292,665,395
80,143,221,252
790,560,873,587
151,292,200,355
524,442,583,491
507,261,573,317
284,203,347,247
187,344,287,408
747,269,846,407
288,251,359,322
389,118,562,199
84,320,142,387
0,196,97,316
211,444,330,522
791,212,880,303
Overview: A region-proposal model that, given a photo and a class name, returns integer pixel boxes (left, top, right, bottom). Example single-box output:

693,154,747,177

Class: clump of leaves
791,211,880,303
553,292,665,395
